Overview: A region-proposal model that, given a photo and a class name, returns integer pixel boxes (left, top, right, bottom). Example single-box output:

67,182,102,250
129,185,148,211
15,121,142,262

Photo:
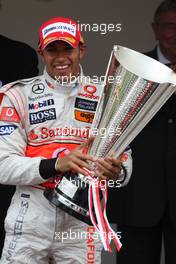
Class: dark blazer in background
0,34,39,255
107,47,176,227
0,34,38,86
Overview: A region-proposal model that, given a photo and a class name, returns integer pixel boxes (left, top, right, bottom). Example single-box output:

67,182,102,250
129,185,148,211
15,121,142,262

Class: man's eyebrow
46,42,73,48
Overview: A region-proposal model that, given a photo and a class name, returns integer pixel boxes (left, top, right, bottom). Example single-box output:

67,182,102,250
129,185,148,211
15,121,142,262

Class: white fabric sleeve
0,95,46,185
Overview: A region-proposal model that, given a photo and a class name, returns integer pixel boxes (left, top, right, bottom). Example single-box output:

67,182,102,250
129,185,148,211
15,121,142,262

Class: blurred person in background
107,0,176,263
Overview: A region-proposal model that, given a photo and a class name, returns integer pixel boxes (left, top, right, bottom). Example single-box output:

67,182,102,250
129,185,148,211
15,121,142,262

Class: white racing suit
0,69,132,264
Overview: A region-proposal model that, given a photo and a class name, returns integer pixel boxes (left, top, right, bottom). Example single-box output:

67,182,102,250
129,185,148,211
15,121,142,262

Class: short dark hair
154,0,176,23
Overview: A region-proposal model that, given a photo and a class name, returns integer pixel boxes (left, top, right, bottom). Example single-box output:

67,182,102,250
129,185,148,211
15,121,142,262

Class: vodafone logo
6,108,15,117
83,85,97,94
0,107,20,123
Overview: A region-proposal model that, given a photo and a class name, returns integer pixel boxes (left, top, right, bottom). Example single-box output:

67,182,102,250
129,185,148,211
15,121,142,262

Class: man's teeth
55,65,69,69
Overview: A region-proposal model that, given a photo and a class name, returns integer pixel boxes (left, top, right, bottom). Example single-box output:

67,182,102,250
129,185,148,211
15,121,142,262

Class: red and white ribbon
86,170,122,252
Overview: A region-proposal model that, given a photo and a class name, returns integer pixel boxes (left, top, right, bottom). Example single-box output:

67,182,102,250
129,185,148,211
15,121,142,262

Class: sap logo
0,125,17,135
29,108,56,125
28,99,54,110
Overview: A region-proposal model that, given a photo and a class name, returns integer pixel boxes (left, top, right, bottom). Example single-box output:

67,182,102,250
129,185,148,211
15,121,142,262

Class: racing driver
0,17,132,263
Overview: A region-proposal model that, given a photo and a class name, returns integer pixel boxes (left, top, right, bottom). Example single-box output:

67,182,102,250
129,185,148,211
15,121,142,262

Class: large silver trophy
44,45,176,225
89,45,176,159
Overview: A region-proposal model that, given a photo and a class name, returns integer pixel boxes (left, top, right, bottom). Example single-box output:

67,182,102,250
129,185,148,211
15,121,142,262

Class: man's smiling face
39,40,86,82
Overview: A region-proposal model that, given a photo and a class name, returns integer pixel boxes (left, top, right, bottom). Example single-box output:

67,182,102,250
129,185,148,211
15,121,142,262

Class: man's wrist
39,158,58,180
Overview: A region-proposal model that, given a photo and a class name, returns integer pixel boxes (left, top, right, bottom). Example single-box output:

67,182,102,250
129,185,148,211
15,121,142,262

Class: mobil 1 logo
28,99,54,110
29,108,56,125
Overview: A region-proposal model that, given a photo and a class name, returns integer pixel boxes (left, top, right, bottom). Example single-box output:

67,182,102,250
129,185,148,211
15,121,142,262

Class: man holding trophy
0,17,132,263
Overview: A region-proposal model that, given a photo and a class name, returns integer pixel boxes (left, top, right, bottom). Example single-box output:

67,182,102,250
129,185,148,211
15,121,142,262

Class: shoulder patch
0,107,20,123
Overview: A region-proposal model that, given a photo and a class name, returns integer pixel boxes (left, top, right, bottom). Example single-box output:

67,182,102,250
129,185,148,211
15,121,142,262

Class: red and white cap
38,17,84,50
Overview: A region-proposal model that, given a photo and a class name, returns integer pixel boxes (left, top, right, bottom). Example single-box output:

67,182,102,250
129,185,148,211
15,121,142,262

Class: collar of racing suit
43,65,84,94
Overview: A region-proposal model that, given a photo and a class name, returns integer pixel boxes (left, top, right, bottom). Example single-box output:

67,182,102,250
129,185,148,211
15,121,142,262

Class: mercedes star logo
32,84,45,94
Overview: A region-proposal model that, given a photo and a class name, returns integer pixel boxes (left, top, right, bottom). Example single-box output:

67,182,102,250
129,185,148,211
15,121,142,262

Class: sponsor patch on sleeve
0,125,17,135
75,110,94,123
0,107,20,123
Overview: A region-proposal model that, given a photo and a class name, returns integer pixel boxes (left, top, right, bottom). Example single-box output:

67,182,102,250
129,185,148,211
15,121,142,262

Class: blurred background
0,0,162,75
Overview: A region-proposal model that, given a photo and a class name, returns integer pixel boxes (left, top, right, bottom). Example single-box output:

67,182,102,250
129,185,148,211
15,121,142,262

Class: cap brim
39,34,78,50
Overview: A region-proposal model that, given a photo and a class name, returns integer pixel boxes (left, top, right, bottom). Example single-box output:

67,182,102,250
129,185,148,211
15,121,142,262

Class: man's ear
79,44,86,60
37,48,43,56
37,48,45,63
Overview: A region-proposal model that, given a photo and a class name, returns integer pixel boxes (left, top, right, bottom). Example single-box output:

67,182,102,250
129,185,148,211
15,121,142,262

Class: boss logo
28,99,54,110
29,108,56,125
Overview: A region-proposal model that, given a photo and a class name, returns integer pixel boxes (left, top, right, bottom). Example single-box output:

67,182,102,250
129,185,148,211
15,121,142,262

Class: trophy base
43,172,93,225
44,188,92,225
